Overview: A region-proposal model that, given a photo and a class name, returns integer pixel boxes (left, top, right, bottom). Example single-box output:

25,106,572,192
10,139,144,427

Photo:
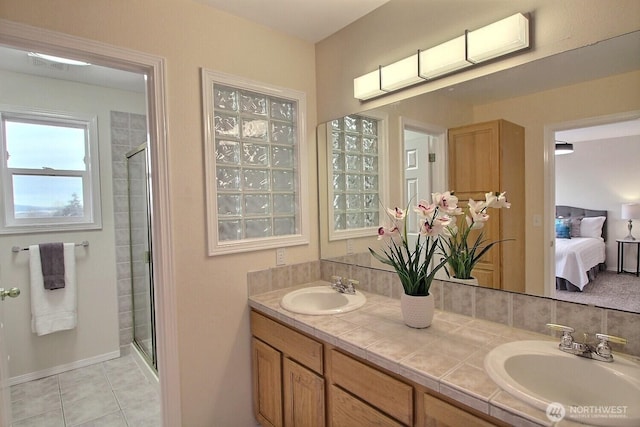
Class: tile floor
9,354,160,427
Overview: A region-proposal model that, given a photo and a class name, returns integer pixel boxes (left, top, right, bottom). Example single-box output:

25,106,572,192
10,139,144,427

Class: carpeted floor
555,270,640,313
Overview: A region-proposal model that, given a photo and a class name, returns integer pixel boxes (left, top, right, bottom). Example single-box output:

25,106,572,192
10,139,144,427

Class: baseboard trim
8,350,120,386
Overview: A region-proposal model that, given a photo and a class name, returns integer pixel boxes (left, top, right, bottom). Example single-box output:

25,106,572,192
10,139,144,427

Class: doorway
545,110,640,300
0,19,179,425
401,119,447,271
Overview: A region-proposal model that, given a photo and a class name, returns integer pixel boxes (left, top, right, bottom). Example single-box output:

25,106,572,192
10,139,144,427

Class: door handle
0,287,20,301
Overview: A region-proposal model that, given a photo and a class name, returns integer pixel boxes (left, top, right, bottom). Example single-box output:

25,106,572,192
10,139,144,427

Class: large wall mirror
318,30,640,313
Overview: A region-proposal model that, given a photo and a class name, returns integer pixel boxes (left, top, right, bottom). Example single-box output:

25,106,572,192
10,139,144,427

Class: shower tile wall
110,111,147,353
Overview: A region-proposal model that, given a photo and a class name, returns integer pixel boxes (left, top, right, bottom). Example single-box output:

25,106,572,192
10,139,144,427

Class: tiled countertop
249,281,636,427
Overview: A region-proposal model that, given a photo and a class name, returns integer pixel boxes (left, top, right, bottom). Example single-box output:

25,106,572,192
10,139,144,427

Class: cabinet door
448,121,500,198
420,393,496,427
448,121,502,289
252,338,283,427
283,357,325,427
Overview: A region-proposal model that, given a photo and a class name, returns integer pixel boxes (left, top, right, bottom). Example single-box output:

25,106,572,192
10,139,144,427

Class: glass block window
202,70,309,255
0,107,102,234
330,114,380,233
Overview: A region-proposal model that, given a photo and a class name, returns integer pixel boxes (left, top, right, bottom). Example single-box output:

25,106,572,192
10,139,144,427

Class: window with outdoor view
0,107,101,233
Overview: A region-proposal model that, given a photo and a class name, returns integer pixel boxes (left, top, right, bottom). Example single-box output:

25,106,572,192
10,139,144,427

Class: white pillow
580,216,606,238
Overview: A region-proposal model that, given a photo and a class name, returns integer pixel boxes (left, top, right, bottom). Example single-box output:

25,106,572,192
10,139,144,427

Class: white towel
29,243,77,336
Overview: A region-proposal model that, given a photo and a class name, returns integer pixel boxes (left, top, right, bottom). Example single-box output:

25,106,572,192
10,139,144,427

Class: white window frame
201,69,309,256
328,111,388,241
0,105,102,234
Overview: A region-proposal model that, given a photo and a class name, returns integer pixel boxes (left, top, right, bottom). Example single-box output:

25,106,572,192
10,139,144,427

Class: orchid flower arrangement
369,192,460,296
440,192,512,280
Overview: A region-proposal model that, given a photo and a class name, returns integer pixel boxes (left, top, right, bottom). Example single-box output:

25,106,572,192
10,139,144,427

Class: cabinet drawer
330,349,413,425
251,311,323,374
330,385,404,427
421,392,496,427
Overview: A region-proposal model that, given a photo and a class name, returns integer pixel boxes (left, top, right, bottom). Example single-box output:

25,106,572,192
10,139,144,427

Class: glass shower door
127,143,156,370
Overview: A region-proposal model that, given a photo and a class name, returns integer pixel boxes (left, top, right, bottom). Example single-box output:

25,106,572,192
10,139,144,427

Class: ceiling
194,0,390,43
0,45,146,93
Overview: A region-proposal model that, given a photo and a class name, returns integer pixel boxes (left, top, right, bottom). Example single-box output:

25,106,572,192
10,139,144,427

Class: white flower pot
400,293,434,328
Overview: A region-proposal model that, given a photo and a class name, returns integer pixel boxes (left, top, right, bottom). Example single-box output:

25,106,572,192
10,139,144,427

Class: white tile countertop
249,281,639,427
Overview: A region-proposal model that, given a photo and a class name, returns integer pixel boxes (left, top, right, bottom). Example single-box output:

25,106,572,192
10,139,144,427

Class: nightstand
616,239,640,276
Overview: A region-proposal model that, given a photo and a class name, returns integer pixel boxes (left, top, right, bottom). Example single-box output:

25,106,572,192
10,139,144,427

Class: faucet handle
546,323,575,333
331,275,343,285
594,333,627,361
546,323,575,349
595,333,627,346
345,279,359,294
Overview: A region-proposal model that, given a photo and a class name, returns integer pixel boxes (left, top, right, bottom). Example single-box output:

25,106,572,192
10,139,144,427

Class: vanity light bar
466,13,529,63
419,35,471,79
353,67,387,100
353,13,530,100
380,53,424,91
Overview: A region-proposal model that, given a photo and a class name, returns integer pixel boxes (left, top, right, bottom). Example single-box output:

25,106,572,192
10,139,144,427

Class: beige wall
0,0,318,425
315,0,640,122
0,70,145,377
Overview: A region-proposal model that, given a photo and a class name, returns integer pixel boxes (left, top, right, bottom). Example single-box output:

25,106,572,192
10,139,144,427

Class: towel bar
11,241,89,253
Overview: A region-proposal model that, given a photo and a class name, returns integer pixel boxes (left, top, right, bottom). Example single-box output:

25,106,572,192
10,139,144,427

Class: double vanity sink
268,283,640,426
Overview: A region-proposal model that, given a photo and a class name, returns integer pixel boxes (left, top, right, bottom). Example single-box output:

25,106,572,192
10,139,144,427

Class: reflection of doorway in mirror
551,111,640,309
402,121,446,269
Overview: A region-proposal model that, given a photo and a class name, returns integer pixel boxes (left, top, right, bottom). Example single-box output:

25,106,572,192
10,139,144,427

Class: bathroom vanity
247,285,594,427
251,310,498,426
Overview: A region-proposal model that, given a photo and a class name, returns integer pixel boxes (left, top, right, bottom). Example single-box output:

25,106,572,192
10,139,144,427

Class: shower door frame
127,143,157,370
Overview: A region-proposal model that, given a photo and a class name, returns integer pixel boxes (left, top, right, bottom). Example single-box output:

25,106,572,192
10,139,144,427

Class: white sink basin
485,340,640,426
280,285,366,315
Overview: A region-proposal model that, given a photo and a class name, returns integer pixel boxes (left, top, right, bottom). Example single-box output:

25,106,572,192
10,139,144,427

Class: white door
403,124,448,278
404,128,433,269
404,128,432,231
0,286,20,426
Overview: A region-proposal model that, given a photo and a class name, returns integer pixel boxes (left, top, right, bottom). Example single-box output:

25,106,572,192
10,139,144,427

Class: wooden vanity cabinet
447,119,525,292
251,311,325,427
251,310,504,427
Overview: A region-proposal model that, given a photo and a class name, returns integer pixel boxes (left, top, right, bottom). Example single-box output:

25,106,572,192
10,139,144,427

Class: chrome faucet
546,323,627,363
331,276,357,294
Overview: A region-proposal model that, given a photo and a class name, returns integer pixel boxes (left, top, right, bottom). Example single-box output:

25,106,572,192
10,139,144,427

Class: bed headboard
555,205,608,241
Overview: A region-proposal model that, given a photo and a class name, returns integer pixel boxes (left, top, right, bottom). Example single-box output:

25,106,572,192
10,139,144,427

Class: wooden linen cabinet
447,119,526,293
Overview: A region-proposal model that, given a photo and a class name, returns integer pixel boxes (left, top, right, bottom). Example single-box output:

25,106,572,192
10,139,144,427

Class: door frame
0,19,181,426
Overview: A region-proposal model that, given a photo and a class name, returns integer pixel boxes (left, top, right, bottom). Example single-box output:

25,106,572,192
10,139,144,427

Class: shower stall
126,143,157,371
